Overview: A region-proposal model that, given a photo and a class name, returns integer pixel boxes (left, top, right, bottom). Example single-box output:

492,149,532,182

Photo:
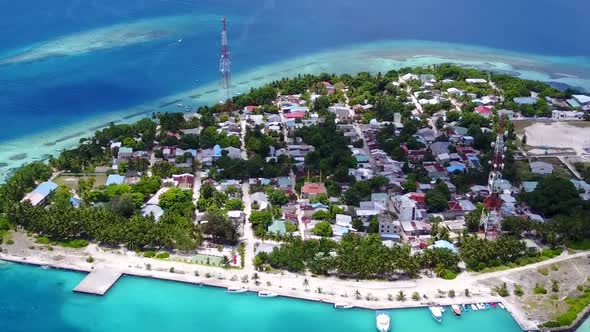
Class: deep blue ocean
0,0,589,142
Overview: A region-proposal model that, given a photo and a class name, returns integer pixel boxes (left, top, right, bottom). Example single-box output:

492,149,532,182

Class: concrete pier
73,269,123,296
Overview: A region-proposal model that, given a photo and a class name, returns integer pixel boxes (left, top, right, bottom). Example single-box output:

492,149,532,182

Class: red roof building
301,182,327,198
409,192,426,204
284,111,306,119
475,106,492,117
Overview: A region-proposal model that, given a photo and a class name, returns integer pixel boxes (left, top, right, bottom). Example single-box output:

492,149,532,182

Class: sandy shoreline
0,231,546,331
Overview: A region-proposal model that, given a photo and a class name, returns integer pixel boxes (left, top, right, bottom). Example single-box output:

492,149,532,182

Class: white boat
40,265,51,270
471,304,478,311
227,287,247,294
451,304,462,316
477,303,486,310
375,311,391,332
257,291,278,298
429,306,443,323
498,303,506,310
334,302,354,309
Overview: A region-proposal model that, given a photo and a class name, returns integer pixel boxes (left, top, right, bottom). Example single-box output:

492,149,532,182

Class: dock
73,269,123,296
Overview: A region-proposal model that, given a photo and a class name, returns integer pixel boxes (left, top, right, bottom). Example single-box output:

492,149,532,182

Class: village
3,65,590,330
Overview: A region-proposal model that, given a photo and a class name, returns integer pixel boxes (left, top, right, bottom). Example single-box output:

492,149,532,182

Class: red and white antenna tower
219,16,231,101
481,114,508,237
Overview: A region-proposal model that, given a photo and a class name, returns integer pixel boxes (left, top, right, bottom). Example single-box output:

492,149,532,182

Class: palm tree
221,255,230,269
396,291,406,302
252,272,260,285
303,278,309,290
355,290,361,300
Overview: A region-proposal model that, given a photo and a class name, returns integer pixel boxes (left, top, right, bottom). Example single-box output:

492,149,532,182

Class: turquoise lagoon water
0,262,521,332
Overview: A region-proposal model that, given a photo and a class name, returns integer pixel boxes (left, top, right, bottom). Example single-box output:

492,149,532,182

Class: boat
451,304,462,316
429,306,443,323
498,303,506,310
477,303,486,310
375,311,391,332
471,304,478,311
490,302,497,309
227,287,247,294
257,291,278,298
40,265,51,270
334,302,354,309
461,304,468,312
485,303,492,309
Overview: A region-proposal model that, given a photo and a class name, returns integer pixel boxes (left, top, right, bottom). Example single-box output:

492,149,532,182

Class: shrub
552,280,559,293
577,285,584,292
537,267,549,276
412,292,420,301
64,239,89,248
143,251,156,258
441,270,457,280
550,264,559,271
534,283,547,295
156,252,170,259
36,237,51,244
448,290,456,298
86,256,94,263
494,283,510,297
47,246,53,251
514,284,524,297
6,239,14,245
169,267,175,273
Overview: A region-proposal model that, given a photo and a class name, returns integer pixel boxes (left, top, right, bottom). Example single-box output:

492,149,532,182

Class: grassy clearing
35,236,88,248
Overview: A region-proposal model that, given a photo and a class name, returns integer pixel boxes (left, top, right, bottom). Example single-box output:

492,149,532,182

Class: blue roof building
513,97,537,105
105,174,125,186
447,165,466,173
431,240,458,253
213,144,222,157
268,220,286,235
355,155,369,163
35,181,58,196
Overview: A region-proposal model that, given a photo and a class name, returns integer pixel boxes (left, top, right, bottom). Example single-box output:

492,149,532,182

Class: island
1,64,590,331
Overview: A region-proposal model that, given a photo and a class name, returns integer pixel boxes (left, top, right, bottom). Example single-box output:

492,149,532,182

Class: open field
53,173,108,189
481,254,590,326
514,121,590,156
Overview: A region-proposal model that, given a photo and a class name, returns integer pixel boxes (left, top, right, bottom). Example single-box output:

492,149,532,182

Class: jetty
73,269,123,296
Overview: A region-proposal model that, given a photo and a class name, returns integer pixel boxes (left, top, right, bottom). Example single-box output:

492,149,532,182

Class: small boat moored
477,303,486,310
257,291,278,298
334,302,354,309
227,287,247,294
451,304,462,316
471,304,478,311
429,306,443,323
490,302,497,309
498,303,506,310
375,311,391,332
485,303,492,309
461,304,468,312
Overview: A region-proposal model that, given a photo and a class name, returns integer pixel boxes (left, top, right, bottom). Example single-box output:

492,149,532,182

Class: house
250,192,269,210
400,220,430,236
429,240,458,253
268,220,286,235
572,95,590,106
21,181,58,206
117,147,133,159
393,194,423,222
141,205,164,221
301,182,327,199
228,210,246,224
552,110,584,120
171,173,194,189
378,214,402,240
371,193,389,205
223,146,242,159
513,97,537,105
105,174,125,186
277,177,292,190
335,214,352,228
446,199,476,217
475,106,492,118
530,161,554,175
498,109,515,120
520,181,538,193
401,73,419,82
430,141,450,155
